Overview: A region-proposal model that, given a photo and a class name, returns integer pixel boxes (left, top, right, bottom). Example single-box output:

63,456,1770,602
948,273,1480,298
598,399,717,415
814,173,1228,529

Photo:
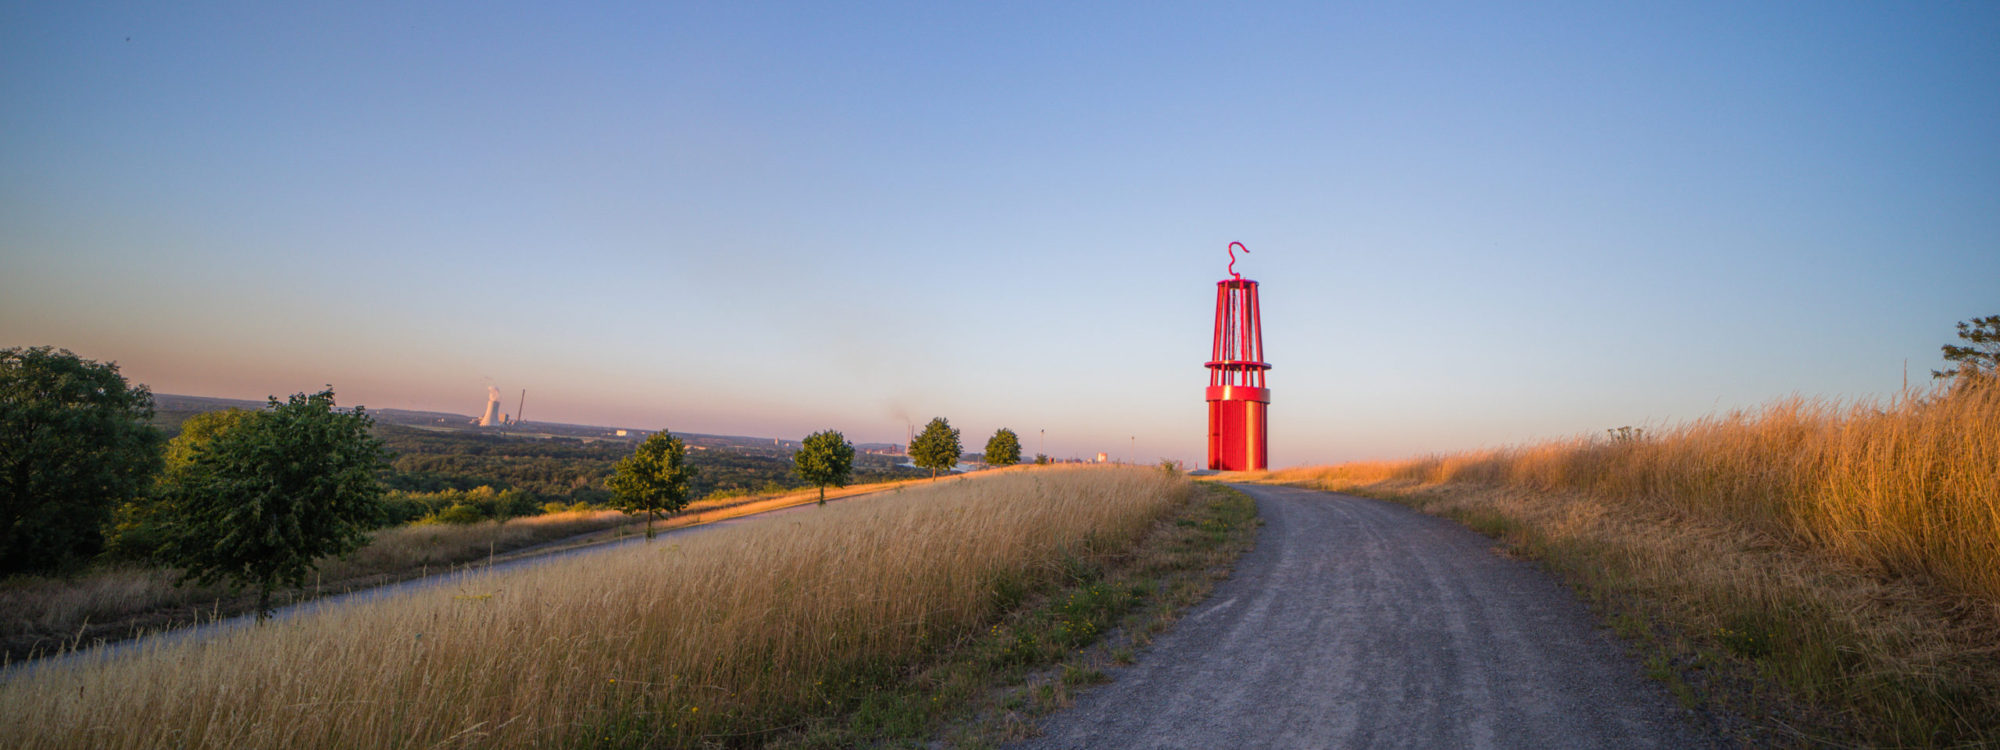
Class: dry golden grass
337,476,949,580
1260,375,2000,745
1269,375,2000,604
0,510,637,652
324,509,637,575
0,465,1188,749
0,566,224,644
1,479,939,655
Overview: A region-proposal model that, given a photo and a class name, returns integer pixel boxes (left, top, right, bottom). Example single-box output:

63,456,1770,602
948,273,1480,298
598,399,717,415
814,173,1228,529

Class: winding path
1012,483,1716,749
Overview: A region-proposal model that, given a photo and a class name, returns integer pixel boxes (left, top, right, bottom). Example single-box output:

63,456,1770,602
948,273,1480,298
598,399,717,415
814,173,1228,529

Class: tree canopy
909,417,962,479
164,408,261,471
108,408,265,561
0,346,164,575
984,428,1022,467
607,431,698,539
158,389,388,618
793,429,855,505
1935,314,2000,380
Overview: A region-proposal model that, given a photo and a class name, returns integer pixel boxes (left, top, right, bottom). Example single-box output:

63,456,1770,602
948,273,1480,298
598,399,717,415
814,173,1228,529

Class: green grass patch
769,482,1260,749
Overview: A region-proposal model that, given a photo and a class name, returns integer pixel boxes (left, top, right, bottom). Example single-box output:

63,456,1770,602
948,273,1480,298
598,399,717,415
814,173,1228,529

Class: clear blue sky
4,2,1995,466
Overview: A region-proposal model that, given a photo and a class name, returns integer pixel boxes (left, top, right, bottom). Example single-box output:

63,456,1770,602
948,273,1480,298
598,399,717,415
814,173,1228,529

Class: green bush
431,504,488,525
384,485,541,527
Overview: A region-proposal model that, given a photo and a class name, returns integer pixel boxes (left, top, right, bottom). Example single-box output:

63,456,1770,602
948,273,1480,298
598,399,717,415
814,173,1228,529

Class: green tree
109,408,261,560
0,346,164,575
908,417,962,479
607,431,697,539
164,408,262,470
984,427,1022,467
1934,314,2000,380
159,389,388,619
793,429,855,505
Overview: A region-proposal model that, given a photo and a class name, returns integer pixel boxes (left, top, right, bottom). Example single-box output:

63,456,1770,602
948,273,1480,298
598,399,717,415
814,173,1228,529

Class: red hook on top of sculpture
1227,241,1249,280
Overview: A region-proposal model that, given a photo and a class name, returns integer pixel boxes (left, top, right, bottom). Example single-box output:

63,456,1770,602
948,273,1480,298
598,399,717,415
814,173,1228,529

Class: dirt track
1011,483,1717,749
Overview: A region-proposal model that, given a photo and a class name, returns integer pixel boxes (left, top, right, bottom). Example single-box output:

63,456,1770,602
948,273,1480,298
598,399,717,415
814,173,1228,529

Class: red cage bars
1206,243,1270,471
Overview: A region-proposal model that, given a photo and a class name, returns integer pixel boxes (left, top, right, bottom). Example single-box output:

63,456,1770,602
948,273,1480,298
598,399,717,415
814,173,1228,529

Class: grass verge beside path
0,467,1257,750
0,477,930,665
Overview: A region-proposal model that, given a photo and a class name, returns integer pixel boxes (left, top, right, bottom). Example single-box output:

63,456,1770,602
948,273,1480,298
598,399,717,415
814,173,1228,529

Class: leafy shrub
432,504,488,525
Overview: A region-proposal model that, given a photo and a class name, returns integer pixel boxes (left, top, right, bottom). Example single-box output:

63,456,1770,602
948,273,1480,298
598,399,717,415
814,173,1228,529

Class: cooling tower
479,386,503,427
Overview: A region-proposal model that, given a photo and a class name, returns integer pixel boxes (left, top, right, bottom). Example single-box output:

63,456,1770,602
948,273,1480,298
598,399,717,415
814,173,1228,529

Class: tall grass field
0,465,1189,749
1264,375,2000,745
1,478,936,659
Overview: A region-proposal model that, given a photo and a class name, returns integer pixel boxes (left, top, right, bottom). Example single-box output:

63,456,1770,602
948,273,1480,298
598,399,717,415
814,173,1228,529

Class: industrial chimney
479,386,503,427
1206,242,1270,471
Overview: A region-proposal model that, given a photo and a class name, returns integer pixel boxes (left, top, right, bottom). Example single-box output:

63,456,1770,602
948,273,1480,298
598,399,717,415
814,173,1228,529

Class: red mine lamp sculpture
1207,241,1270,471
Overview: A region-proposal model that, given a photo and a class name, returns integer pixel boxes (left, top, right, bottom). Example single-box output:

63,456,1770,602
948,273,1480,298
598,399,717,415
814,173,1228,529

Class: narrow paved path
1013,483,1715,750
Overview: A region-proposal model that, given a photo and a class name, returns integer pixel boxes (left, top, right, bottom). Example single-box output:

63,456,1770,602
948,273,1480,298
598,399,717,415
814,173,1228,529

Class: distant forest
387,426,927,505
151,403,924,507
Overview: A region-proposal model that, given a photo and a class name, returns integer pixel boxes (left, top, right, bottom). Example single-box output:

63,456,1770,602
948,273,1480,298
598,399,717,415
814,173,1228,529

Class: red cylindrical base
1207,387,1269,471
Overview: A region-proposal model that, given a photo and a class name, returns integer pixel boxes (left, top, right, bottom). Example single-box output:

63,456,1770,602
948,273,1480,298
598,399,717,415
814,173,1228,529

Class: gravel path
1011,483,1717,750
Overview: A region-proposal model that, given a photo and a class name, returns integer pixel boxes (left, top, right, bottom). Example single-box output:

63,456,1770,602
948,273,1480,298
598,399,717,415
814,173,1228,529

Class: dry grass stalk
0,465,1186,749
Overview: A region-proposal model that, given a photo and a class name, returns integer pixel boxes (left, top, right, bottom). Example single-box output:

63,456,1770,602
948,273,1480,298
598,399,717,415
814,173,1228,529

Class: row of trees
604,418,1029,541
907,418,1023,476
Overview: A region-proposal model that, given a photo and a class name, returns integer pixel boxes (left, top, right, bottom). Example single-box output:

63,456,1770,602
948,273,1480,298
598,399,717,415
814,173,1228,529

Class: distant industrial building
477,386,503,427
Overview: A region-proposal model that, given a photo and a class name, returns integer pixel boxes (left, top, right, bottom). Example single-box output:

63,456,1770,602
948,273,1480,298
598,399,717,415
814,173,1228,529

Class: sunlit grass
0,465,1188,749
1,477,944,657
0,510,635,654
1268,375,2000,603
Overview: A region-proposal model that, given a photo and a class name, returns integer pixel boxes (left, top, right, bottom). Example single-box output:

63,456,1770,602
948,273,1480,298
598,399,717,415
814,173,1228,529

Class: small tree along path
793,429,855,505
909,417,961,479
1012,483,1716,750
607,431,697,540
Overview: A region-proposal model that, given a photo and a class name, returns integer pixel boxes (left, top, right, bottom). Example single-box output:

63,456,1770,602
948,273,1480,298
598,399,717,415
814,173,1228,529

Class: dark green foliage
375,426,621,499
606,431,698,539
1934,314,1999,380
793,429,855,505
983,428,1022,467
109,408,262,561
0,346,165,575
375,486,541,526
158,389,389,618
909,417,962,479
